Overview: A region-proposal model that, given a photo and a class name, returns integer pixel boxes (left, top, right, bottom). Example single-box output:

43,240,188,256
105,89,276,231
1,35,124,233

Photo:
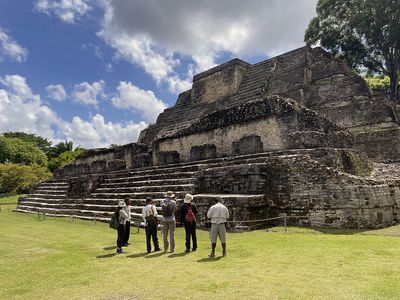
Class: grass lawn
1,196,400,299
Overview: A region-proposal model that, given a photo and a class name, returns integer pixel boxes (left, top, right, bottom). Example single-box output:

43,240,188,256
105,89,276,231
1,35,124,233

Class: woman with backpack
180,193,198,252
115,201,129,254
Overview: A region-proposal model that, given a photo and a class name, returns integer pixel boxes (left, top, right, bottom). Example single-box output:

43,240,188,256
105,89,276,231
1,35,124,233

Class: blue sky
0,0,317,148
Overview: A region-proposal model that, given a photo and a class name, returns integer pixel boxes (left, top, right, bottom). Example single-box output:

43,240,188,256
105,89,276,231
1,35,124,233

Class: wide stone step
104,171,198,183
27,193,66,199
94,184,195,193
100,178,196,188
89,191,192,200
108,163,203,178
31,189,66,194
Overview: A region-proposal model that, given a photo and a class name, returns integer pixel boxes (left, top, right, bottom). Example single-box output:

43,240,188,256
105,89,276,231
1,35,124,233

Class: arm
180,204,186,223
142,206,147,223
207,207,212,219
153,205,158,218
119,209,128,221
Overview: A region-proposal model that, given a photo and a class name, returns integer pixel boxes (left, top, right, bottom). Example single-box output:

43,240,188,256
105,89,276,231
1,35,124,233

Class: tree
47,148,86,172
365,75,392,93
0,137,48,166
2,132,52,157
47,140,75,159
305,0,400,100
0,163,52,194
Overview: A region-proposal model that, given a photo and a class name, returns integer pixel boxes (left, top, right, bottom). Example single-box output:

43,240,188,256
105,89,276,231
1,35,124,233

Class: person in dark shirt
180,193,198,252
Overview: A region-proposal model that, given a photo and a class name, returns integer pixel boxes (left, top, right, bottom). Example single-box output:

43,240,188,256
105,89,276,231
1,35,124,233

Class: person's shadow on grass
145,251,165,258
126,252,148,258
168,252,189,258
103,246,115,250
96,253,117,259
197,256,223,263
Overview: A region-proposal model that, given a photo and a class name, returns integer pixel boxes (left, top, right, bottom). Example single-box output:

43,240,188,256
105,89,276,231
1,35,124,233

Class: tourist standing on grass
123,198,132,246
161,191,177,253
180,193,198,252
142,197,161,253
116,201,129,254
207,199,229,258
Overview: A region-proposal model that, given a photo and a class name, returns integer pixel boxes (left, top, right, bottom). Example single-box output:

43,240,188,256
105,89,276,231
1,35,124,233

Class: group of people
113,191,229,258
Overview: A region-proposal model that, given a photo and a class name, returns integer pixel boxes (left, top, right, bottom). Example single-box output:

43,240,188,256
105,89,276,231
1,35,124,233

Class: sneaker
222,251,227,257
185,248,190,253
116,249,126,254
208,252,215,258
191,248,197,251
154,248,161,252
170,250,175,253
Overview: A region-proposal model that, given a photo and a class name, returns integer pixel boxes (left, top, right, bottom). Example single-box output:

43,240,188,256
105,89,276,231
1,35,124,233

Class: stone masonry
16,46,400,229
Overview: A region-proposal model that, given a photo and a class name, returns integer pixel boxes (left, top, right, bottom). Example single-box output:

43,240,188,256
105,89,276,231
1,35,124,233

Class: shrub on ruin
48,148,86,172
0,163,52,194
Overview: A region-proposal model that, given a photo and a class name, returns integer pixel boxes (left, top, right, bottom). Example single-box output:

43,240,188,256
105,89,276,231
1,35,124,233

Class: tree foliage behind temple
305,0,400,100
0,136,48,166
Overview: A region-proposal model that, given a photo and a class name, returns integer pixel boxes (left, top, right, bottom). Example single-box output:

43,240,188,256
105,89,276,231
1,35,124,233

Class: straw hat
183,193,193,203
164,191,175,198
118,201,126,207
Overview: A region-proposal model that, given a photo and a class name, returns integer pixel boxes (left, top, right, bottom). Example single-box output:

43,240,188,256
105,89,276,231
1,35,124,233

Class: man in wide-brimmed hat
180,193,198,252
161,191,177,253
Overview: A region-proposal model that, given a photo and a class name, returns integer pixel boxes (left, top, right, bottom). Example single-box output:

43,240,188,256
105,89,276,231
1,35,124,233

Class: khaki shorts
209,223,227,243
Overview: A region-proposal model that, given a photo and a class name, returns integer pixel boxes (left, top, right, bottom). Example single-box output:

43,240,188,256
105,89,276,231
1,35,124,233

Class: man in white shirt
142,198,161,253
207,199,229,258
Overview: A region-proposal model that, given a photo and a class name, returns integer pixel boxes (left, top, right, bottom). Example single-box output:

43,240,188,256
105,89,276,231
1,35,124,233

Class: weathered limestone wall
153,95,352,165
54,143,150,179
189,148,393,228
191,58,249,104
354,128,400,163
156,118,285,163
264,155,400,228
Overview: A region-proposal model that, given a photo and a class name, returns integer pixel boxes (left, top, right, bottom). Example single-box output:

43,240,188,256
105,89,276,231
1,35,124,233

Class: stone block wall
263,155,400,228
353,128,400,163
153,96,352,165
191,58,249,104
54,143,150,179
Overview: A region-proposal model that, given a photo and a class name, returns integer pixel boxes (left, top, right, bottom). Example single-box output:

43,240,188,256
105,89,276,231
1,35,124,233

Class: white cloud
72,80,105,107
0,74,148,149
59,114,147,148
98,0,318,93
0,75,58,139
0,29,28,62
34,0,92,24
46,84,67,101
111,81,167,122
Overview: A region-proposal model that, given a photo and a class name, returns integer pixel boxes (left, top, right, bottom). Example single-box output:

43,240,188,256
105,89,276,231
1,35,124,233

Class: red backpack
185,204,196,223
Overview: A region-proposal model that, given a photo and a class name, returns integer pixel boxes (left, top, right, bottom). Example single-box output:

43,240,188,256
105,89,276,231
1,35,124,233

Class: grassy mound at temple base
1,196,400,299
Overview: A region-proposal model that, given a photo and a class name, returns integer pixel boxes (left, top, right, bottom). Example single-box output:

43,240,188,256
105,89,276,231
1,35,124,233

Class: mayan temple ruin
16,46,400,229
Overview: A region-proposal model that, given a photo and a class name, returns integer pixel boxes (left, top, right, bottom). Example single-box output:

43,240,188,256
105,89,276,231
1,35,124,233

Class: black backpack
162,200,174,217
109,211,119,229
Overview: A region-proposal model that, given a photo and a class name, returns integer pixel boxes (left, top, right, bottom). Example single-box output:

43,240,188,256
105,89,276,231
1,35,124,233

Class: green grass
1,196,400,299
0,194,25,205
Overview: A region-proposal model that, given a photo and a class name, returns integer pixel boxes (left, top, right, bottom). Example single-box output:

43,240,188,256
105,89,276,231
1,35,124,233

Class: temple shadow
96,253,117,259
197,256,223,263
126,252,148,258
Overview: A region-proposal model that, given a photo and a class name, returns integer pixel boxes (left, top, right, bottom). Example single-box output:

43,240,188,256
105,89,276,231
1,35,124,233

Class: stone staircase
16,149,335,224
